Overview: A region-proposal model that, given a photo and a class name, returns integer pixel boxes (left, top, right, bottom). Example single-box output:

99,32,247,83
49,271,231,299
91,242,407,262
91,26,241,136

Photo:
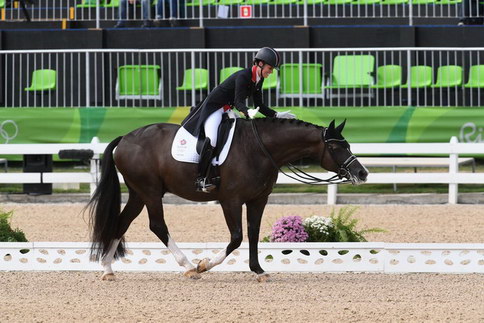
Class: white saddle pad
171,119,237,166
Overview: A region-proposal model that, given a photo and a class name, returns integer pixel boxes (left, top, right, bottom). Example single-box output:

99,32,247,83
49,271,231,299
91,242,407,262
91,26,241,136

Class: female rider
181,47,296,193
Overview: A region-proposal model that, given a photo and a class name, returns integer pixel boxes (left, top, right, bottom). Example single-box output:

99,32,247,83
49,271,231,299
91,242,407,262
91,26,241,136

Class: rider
181,47,296,193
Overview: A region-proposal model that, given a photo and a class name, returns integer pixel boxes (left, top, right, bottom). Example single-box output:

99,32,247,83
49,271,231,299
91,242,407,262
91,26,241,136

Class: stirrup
195,178,216,193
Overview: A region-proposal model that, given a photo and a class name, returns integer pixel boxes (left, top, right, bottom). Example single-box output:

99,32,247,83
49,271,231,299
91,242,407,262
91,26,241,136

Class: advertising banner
1,107,483,144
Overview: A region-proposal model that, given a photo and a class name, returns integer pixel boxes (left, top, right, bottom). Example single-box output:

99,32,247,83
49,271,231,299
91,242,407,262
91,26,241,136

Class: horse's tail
87,136,125,262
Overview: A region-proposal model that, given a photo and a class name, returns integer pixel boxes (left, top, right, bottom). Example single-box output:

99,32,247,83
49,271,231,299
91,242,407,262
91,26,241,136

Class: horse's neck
255,121,322,166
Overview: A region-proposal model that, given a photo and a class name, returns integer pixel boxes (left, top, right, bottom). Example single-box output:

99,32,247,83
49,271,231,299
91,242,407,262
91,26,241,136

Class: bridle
250,120,353,185
322,128,359,181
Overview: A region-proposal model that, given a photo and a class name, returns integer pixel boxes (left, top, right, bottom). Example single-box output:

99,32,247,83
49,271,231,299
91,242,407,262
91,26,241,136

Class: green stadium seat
219,67,243,84
77,0,104,8
401,65,433,88
326,0,352,4
296,0,326,4
0,0,5,8
262,69,278,90
176,68,209,91
270,0,298,4
116,65,161,100
371,65,402,89
278,63,323,99
436,0,461,4
103,0,119,7
380,0,407,4
430,65,463,88
25,69,57,91
217,0,243,4
186,0,216,5
411,0,436,4
464,65,484,88
244,0,271,4
352,0,381,4
325,55,375,89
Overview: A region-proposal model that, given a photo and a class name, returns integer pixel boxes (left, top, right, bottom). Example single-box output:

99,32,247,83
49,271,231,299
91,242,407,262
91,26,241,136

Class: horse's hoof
184,268,202,280
101,273,116,281
197,258,210,273
256,273,271,283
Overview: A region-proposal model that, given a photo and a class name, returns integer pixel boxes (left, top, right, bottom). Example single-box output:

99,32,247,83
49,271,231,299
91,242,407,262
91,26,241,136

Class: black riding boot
195,138,216,193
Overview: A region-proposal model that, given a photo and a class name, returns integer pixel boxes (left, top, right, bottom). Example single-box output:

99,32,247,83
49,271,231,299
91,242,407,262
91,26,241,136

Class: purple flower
270,215,309,242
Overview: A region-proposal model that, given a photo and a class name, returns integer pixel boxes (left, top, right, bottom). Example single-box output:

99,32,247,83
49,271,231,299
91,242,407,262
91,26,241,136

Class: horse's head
321,120,368,185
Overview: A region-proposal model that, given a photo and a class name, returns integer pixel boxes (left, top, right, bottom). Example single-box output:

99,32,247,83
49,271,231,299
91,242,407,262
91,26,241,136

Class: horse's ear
336,119,346,133
328,120,335,130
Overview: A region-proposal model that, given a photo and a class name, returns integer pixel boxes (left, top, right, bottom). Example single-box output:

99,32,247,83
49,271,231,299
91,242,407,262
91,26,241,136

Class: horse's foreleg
146,200,200,279
246,196,270,282
197,201,243,274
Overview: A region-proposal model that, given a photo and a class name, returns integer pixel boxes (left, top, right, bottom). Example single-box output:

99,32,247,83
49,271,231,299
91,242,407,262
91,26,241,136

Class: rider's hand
275,110,296,119
247,107,260,119
239,110,249,119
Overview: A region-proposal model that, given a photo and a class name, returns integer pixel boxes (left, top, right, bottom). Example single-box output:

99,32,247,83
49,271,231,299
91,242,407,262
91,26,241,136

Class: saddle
171,113,237,165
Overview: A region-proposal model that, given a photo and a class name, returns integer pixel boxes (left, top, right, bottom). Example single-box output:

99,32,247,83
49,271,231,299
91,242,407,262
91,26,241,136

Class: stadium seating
371,65,402,89
277,63,323,99
464,65,484,88
77,0,105,8
176,68,209,91
401,65,433,88
430,65,463,88
219,67,243,84
116,65,161,99
325,55,375,89
25,69,57,92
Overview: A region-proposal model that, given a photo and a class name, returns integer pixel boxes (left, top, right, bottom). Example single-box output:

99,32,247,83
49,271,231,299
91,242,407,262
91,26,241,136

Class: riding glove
247,107,260,119
275,110,296,119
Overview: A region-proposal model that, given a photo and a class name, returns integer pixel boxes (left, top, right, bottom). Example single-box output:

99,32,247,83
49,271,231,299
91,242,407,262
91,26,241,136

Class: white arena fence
1,0,475,24
0,136,482,204
4,47,484,109
1,242,483,273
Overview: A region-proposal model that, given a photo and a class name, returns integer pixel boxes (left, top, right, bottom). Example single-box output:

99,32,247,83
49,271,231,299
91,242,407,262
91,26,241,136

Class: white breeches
204,107,224,147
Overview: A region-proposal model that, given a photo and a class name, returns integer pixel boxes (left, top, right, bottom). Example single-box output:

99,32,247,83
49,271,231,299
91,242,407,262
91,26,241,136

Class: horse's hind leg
145,198,201,280
197,201,243,274
101,189,144,281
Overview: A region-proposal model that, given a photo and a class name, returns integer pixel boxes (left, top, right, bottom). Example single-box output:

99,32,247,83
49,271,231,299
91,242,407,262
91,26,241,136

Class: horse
87,118,368,282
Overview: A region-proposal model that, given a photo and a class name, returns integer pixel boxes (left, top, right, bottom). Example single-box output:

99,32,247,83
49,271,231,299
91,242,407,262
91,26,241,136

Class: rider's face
258,62,274,78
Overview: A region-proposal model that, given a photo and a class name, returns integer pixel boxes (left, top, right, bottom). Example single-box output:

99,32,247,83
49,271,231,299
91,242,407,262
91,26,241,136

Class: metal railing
3,0,480,24
3,47,484,108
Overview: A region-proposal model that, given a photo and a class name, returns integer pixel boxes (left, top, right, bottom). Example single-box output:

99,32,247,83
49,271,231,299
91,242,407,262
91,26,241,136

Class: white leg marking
101,238,120,276
168,235,195,271
206,248,227,270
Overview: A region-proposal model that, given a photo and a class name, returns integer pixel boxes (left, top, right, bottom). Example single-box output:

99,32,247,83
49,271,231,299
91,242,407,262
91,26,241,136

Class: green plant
326,206,385,242
0,210,28,242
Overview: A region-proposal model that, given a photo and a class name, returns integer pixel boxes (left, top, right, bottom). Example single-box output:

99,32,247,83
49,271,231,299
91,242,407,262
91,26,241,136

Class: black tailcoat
181,67,276,137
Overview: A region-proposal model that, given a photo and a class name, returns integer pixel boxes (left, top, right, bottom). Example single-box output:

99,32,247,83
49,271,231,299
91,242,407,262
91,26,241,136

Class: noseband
322,128,358,180
251,120,350,185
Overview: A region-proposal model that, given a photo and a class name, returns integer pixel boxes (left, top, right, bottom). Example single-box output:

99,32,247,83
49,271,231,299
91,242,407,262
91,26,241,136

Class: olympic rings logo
0,120,19,144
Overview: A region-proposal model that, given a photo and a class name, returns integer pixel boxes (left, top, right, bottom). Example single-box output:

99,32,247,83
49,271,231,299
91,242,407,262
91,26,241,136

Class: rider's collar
251,65,260,84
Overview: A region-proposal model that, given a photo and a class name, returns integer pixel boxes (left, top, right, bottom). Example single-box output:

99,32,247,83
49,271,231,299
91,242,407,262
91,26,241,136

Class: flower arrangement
268,215,309,242
262,206,385,243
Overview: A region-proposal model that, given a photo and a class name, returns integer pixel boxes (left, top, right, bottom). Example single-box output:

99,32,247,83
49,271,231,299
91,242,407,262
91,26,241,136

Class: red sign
240,5,252,19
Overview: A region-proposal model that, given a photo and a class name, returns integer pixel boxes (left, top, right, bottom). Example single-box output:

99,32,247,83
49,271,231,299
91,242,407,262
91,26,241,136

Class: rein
250,120,351,185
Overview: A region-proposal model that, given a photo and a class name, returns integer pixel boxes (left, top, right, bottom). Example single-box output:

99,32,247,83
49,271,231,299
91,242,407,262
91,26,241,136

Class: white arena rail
0,136,482,204
1,242,483,273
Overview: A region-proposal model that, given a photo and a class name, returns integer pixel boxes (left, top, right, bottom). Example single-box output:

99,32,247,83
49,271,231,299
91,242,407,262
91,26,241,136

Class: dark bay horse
88,118,368,282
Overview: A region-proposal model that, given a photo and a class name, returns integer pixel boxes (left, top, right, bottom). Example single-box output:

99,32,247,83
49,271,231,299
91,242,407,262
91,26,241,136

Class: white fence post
90,136,100,196
327,184,338,205
448,136,458,204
